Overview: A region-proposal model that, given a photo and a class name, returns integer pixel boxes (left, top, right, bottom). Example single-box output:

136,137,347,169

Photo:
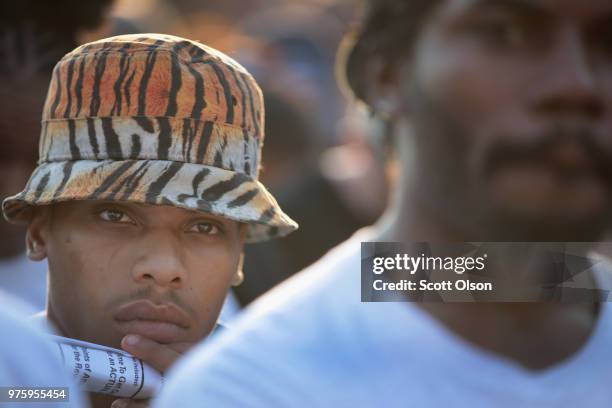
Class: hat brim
2,159,297,243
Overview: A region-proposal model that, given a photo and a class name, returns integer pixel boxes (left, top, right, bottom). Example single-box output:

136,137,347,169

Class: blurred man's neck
373,177,601,371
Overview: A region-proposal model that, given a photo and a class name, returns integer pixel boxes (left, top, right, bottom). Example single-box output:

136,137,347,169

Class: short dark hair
338,0,440,107
0,0,114,50
0,0,115,77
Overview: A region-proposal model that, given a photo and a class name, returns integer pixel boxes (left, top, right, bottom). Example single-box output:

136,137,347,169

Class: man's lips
113,300,191,344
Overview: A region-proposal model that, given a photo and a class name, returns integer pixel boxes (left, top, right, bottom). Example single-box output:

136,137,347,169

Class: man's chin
487,166,612,221
113,320,191,345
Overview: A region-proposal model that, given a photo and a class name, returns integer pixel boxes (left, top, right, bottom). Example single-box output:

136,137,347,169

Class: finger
121,334,182,373
111,398,149,408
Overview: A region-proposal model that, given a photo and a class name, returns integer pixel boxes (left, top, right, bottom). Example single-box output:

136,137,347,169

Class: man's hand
109,334,194,408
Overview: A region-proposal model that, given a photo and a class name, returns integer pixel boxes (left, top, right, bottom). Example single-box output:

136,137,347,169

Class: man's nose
130,232,188,290
530,28,604,119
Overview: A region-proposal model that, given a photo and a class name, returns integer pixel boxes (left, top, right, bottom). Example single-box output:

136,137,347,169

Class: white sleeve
0,295,90,408
154,317,315,408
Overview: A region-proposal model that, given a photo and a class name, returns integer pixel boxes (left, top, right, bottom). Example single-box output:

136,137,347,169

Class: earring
26,242,38,256
26,241,39,259
232,269,244,286
231,254,245,286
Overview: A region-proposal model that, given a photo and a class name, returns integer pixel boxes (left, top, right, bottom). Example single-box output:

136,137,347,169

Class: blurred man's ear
339,31,407,121
26,207,51,261
362,57,405,120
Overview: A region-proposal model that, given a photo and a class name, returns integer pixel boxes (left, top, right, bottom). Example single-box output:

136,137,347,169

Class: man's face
396,0,612,240
30,201,246,348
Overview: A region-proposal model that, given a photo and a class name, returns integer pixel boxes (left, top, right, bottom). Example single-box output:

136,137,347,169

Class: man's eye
99,209,133,224
468,20,527,48
190,222,221,235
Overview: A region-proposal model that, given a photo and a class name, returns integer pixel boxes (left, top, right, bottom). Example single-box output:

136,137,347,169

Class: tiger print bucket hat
2,33,298,242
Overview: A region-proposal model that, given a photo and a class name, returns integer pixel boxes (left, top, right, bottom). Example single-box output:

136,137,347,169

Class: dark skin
27,201,247,407
369,0,612,370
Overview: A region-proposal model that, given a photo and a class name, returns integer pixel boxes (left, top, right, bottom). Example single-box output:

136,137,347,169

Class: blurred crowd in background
0,0,393,312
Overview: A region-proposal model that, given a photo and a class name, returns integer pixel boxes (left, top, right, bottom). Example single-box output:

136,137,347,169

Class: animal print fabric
2,34,298,242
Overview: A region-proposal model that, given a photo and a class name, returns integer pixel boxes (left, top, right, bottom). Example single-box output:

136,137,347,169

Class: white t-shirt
0,292,89,408
154,230,612,408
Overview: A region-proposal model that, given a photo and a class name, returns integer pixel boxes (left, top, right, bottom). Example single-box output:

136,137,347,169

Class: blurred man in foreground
2,33,297,408
0,291,88,408
154,0,612,407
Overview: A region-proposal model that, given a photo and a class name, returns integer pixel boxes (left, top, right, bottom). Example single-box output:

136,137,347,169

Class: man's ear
232,253,244,286
26,207,51,261
231,224,248,286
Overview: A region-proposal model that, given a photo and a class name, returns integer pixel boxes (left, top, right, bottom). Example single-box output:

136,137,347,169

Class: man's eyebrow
461,0,551,18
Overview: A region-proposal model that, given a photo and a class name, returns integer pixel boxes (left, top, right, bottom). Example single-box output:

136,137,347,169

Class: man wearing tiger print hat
2,33,297,408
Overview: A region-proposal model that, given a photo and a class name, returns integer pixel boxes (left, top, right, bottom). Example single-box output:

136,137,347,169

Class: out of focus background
0,0,393,313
